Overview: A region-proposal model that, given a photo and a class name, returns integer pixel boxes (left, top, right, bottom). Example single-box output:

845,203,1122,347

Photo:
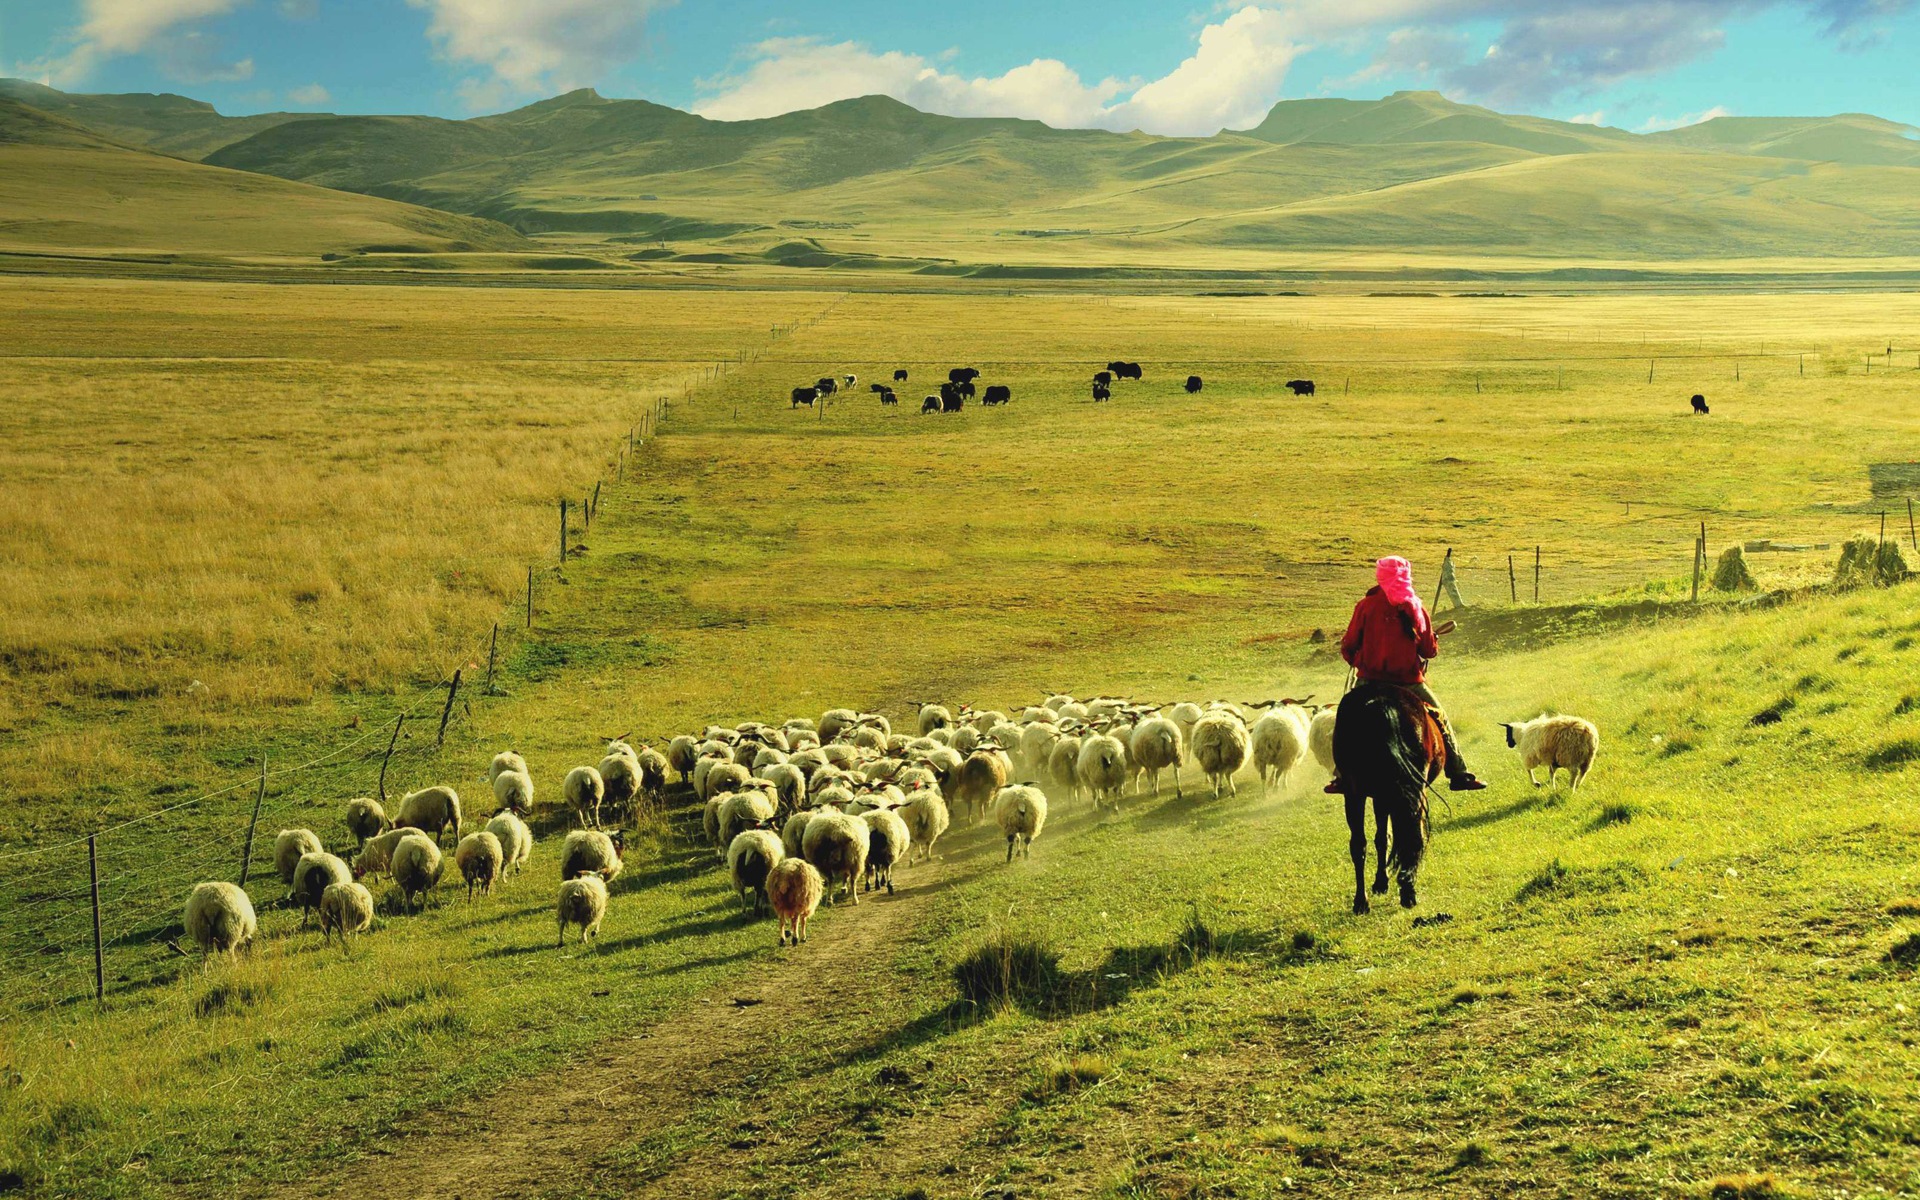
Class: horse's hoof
1371,878,1389,895
1353,898,1370,916
1400,886,1417,909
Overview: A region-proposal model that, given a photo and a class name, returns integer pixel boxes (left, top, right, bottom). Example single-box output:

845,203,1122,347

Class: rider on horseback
1324,556,1487,794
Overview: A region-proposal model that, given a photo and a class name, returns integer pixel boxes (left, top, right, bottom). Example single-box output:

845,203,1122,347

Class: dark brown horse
1331,684,1443,914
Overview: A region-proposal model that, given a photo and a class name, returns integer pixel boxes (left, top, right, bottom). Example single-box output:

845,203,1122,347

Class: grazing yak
1691,394,1710,414
983,385,1011,406
948,367,981,385
1093,370,1113,386
1185,375,1203,394
1107,361,1143,380
879,388,898,406
921,395,940,414
790,387,817,408
1092,381,1111,402
1286,379,1316,396
940,383,964,413
815,376,839,396
893,368,909,382
956,380,976,398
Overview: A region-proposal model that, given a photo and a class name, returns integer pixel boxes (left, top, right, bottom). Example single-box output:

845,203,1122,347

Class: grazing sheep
343,798,389,847
390,833,444,912
667,735,699,782
1076,733,1128,811
1309,708,1337,774
1167,702,1203,743
1249,708,1310,795
488,751,528,784
862,807,911,894
1018,722,1061,777
801,808,869,906
485,809,533,876
994,785,1048,862
917,703,954,735
1047,735,1084,805
456,830,504,901
893,368,909,382
763,762,806,812
818,708,859,742
557,875,608,946
781,808,816,860
790,386,818,408
703,762,753,803
767,859,824,945
274,828,323,886
948,749,1009,825
1191,713,1250,798
394,786,462,847
1130,717,1185,797
560,829,625,882
598,750,642,819
1691,393,1709,415
183,882,256,960
563,766,606,829
820,743,861,772
292,851,352,926
718,789,778,853
491,769,534,814
1502,714,1601,789
728,828,785,916
1092,381,1111,402
319,881,374,947
899,790,950,863
352,827,411,881
636,746,670,800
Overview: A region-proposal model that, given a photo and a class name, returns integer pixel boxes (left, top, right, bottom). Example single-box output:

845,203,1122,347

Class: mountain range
3,77,1918,272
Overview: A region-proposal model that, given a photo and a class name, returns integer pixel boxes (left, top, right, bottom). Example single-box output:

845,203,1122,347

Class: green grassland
5,283,1920,1196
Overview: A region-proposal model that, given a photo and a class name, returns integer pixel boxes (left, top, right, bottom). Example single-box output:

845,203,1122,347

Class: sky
2,1,1918,136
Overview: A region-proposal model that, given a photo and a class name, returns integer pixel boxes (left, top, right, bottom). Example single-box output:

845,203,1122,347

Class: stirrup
1323,778,1345,795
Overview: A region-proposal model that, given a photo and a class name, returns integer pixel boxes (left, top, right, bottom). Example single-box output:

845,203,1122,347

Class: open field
4,282,1920,1197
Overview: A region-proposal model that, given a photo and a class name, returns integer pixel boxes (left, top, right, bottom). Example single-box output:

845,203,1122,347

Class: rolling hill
0,97,528,260
4,79,1920,269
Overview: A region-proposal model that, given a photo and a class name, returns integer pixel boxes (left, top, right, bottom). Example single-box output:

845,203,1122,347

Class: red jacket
1341,586,1437,685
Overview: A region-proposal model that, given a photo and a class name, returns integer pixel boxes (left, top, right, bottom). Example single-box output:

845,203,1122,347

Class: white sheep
818,708,860,742
390,832,443,912
598,748,642,818
666,735,699,782
1047,735,1084,805
994,785,1048,861
394,786,462,847
899,790,950,864
292,851,352,925
1249,707,1310,795
485,809,533,876
1017,722,1060,777
488,751,528,784
557,874,608,946
343,799,389,847
917,703,954,735
456,830,503,901
319,881,374,947
636,746,670,800
971,709,1008,733
1129,717,1185,798
862,807,911,894
274,828,323,886
1076,733,1128,811
946,749,1008,825
763,763,806,812
491,769,534,815
1167,701,1203,744
702,762,752,802
727,829,785,915
563,766,605,828
183,881,256,959
560,829,625,882
1190,712,1250,799
353,827,411,881
1502,714,1600,789
801,807,868,906
1309,708,1337,775
767,858,824,945
718,789,777,853
781,808,816,860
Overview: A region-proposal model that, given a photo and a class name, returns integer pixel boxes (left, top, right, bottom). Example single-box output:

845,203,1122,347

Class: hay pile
1833,535,1911,589
1711,545,1758,592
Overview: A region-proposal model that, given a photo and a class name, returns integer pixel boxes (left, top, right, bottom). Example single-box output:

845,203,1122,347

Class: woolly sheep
456,830,503,901
353,827,411,881
598,750,642,817
917,703,954,735
994,785,1048,861
557,874,608,946
343,798,389,846
788,748,830,780
390,832,443,912
1130,717,1185,798
818,708,860,743
761,762,806,812
560,829,625,882
488,751,528,784
1249,708,1309,795
948,749,1009,825
987,722,1023,752
752,745,791,773
801,807,868,906
1047,735,1084,804
971,709,1007,733
927,727,955,747
319,881,374,947
1076,733,1128,811
667,735,699,782
767,858,824,945
1308,708,1337,774
718,789,777,854
862,807,911,894
485,809,532,876
1056,701,1090,724
292,851,352,925
847,726,889,754
636,746,670,799
1167,701,1204,742
1043,694,1074,713
819,743,861,772
183,881,256,959
727,829,784,915
691,754,723,800
1191,713,1250,799
781,809,816,860
812,780,855,810
703,762,752,802
564,766,606,828
1502,714,1601,789
899,791,950,864
1017,722,1060,776
274,828,323,886
491,769,534,814
394,786,462,847
950,725,981,755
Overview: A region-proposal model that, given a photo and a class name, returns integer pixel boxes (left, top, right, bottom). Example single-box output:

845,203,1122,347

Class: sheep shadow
1439,792,1545,832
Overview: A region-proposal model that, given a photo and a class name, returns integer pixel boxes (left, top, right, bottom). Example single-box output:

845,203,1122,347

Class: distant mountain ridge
3,79,1919,264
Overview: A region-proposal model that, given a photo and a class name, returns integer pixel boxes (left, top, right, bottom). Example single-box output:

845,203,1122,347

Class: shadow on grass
1440,792,1545,832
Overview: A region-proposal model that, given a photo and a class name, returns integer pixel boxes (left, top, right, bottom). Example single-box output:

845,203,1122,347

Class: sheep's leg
1527,767,1540,786
848,872,859,906
1006,835,1015,863
1346,794,1370,915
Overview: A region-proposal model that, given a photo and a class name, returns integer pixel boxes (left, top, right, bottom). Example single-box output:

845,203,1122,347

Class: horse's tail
1389,788,1429,879
1335,687,1433,797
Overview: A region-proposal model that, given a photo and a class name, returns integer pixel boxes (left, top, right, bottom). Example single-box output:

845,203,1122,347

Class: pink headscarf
1376,556,1422,612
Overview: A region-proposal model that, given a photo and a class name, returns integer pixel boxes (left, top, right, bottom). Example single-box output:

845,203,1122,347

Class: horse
1331,683,1442,914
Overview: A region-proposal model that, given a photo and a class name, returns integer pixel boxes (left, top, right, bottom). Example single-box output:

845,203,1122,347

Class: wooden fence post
378,715,404,804
1534,545,1541,603
1508,554,1517,603
525,566,534,629
483,623,499,695
436,669,463,749
237,753,266,888
1691,523,1705,602
89,833,103,1002
1908,498,1915,550
1648,360,1655,384
559,500,569,566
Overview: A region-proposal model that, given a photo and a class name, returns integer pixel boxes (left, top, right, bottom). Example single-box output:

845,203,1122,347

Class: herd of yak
784,364,1323,411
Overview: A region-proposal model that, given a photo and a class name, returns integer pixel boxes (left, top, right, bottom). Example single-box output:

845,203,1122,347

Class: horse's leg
1346,794,1370,915
1371,795,1391,895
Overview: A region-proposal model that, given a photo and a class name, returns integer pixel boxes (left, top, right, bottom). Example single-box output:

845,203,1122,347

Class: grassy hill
0,77,329,159
0,98,529,259
1649,112,1920,167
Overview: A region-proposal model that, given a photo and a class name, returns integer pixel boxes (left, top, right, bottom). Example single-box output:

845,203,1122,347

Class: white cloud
1639,104,1734,131
409,0,672,102
1569,109,1606,125
695,6,1300,136
18,0,250,84
287,82,331,105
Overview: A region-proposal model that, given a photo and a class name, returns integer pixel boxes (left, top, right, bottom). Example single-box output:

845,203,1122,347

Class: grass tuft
1026,1053,1109,1100
1749,697,1795,726
1884,933,1920,967
1863,737,1920,771
1255,1124,1338,1167
1708,1172,1789,1199
370,977,461,1013
1594,802,1637,827
952,933,1061,1012
193,979,272,1019
1450,1140,1492,1170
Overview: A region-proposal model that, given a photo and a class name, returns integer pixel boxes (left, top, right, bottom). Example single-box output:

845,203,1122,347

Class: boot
1323,775,1345,795
1436,717,1486,791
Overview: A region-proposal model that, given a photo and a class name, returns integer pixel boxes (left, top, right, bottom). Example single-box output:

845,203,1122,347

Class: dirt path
279,841,975,1200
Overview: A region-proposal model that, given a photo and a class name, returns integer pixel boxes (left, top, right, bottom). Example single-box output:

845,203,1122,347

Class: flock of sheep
178,694,1599,961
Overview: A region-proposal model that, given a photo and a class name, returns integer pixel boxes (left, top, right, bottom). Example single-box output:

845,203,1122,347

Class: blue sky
3,1,1918,135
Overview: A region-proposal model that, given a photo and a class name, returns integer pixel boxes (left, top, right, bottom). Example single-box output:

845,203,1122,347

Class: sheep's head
1500,723,1517,748
609,829,627,857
